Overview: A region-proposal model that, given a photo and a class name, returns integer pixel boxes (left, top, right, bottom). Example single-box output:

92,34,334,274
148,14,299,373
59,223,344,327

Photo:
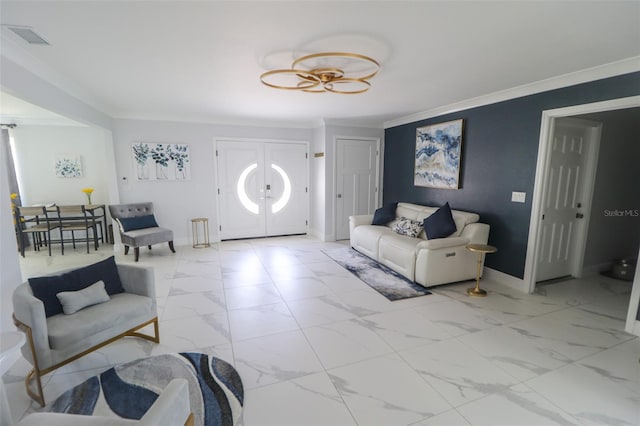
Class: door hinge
219,225,222,231
216,150,218,157
305,153,308,159
217,188,220,195
305,187,308,193
305,220,308,226
542,214,545,220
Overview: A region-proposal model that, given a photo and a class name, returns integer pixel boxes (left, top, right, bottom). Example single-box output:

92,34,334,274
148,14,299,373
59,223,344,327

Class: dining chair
14,206,61,257
56,205,99,254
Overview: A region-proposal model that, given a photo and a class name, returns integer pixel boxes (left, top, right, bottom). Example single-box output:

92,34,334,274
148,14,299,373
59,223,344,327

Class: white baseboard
483,267,529,293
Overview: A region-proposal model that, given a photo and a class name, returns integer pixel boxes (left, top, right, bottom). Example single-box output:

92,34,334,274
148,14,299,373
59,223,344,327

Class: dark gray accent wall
384,72,640,279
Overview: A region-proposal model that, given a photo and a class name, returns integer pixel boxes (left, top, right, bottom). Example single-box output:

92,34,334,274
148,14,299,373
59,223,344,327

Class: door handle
337,194,342,199
576,213,584,219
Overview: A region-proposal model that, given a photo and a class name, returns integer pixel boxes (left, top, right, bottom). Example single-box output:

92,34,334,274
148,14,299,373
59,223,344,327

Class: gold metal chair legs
14,315,160,406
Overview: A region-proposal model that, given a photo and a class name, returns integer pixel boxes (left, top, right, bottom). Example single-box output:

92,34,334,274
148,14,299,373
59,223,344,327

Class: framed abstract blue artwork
414,119,463,189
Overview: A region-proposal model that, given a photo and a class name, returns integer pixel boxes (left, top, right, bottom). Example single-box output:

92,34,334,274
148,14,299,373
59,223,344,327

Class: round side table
466,244,497,297
191,218,211,248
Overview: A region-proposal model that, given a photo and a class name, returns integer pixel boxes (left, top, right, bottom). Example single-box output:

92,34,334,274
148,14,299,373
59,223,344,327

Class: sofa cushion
424,202,457,239
121,226,173,247
47,293,153,350
57,280,110,315
118,214,159,232
392,217,423,238
372,202,398,225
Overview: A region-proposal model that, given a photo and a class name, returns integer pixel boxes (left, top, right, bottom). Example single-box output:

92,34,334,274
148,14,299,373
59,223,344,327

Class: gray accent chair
12,264,159,406
109,202,176,262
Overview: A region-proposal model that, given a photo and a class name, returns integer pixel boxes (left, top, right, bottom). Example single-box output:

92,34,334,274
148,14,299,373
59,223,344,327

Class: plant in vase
168,144,189,179
133,143,150,179
151,144,169,179
82,187,94,205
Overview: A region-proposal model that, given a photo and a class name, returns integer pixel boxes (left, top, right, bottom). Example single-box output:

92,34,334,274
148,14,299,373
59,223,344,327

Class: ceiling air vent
7,26,50,45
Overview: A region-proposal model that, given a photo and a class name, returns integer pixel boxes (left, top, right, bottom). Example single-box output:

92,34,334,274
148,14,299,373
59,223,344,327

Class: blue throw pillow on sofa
28,256,124,317
119,215,159,232
372,202,398,225
68,256,124,296
424,202,457,239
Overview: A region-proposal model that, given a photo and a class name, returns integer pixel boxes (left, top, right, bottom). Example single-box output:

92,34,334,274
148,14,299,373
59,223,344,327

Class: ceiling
1,1,639,128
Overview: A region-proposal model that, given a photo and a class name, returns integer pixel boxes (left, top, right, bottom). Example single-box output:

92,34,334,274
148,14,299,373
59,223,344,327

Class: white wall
0,141,22,332
309,125,326,239
113,119,313,245
12,125,114,206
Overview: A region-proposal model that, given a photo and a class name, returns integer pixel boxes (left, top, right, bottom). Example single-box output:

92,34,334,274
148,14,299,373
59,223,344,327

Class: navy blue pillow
68,256,124,296
372,202,398,225
29,273,85,317
28,256,124,317
424,202,457,239
119,215,159,232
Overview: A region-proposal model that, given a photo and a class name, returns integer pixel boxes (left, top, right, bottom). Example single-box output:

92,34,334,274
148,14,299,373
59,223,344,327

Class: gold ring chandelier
260,52,380,94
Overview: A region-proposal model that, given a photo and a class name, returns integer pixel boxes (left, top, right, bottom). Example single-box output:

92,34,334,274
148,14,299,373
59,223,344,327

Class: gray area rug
323,247,431,301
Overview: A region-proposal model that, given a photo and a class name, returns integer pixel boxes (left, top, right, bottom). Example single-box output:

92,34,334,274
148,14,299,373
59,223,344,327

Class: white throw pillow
57,280,110,315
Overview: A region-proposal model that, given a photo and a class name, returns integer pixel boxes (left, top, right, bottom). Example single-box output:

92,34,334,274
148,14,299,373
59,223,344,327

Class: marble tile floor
3,236,638,425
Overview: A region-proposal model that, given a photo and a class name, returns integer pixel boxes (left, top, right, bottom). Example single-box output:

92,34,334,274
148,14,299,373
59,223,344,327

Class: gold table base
466,244,497,297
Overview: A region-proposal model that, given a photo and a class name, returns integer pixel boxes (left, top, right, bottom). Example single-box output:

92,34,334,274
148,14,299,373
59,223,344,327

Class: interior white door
336,138,379,240
217,140,308,240
536,118,599,282
265,143,308,236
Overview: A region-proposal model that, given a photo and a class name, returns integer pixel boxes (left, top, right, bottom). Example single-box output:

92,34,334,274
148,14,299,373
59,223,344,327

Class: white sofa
350,202,490,287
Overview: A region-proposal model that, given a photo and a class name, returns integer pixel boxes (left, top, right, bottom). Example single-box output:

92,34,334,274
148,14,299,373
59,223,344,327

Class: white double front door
216,140,308,240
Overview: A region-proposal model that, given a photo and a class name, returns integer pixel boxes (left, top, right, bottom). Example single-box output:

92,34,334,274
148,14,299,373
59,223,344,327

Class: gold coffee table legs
466,244,497,297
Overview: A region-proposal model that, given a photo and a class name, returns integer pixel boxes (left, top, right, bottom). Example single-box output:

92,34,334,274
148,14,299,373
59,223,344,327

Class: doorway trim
523,95,640,334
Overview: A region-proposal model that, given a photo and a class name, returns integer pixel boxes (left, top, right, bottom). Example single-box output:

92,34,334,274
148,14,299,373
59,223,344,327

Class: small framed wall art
55,154,83,178
132,142,191,181
414,119,463,189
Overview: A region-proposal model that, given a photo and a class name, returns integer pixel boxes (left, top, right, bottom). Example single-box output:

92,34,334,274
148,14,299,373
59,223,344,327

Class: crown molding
384,56,640,129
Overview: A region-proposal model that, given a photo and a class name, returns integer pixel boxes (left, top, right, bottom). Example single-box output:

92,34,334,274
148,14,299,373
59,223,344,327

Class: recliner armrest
349,214,374,228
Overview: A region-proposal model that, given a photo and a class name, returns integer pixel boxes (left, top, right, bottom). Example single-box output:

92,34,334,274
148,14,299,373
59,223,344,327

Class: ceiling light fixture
260,52,379,94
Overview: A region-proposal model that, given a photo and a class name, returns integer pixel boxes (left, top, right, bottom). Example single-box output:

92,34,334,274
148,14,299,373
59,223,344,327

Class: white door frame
522,95,640,335
332,136,381,241
212,137,309,242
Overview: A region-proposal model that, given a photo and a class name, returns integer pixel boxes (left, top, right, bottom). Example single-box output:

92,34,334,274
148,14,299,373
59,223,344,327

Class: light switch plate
512,191,526,203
